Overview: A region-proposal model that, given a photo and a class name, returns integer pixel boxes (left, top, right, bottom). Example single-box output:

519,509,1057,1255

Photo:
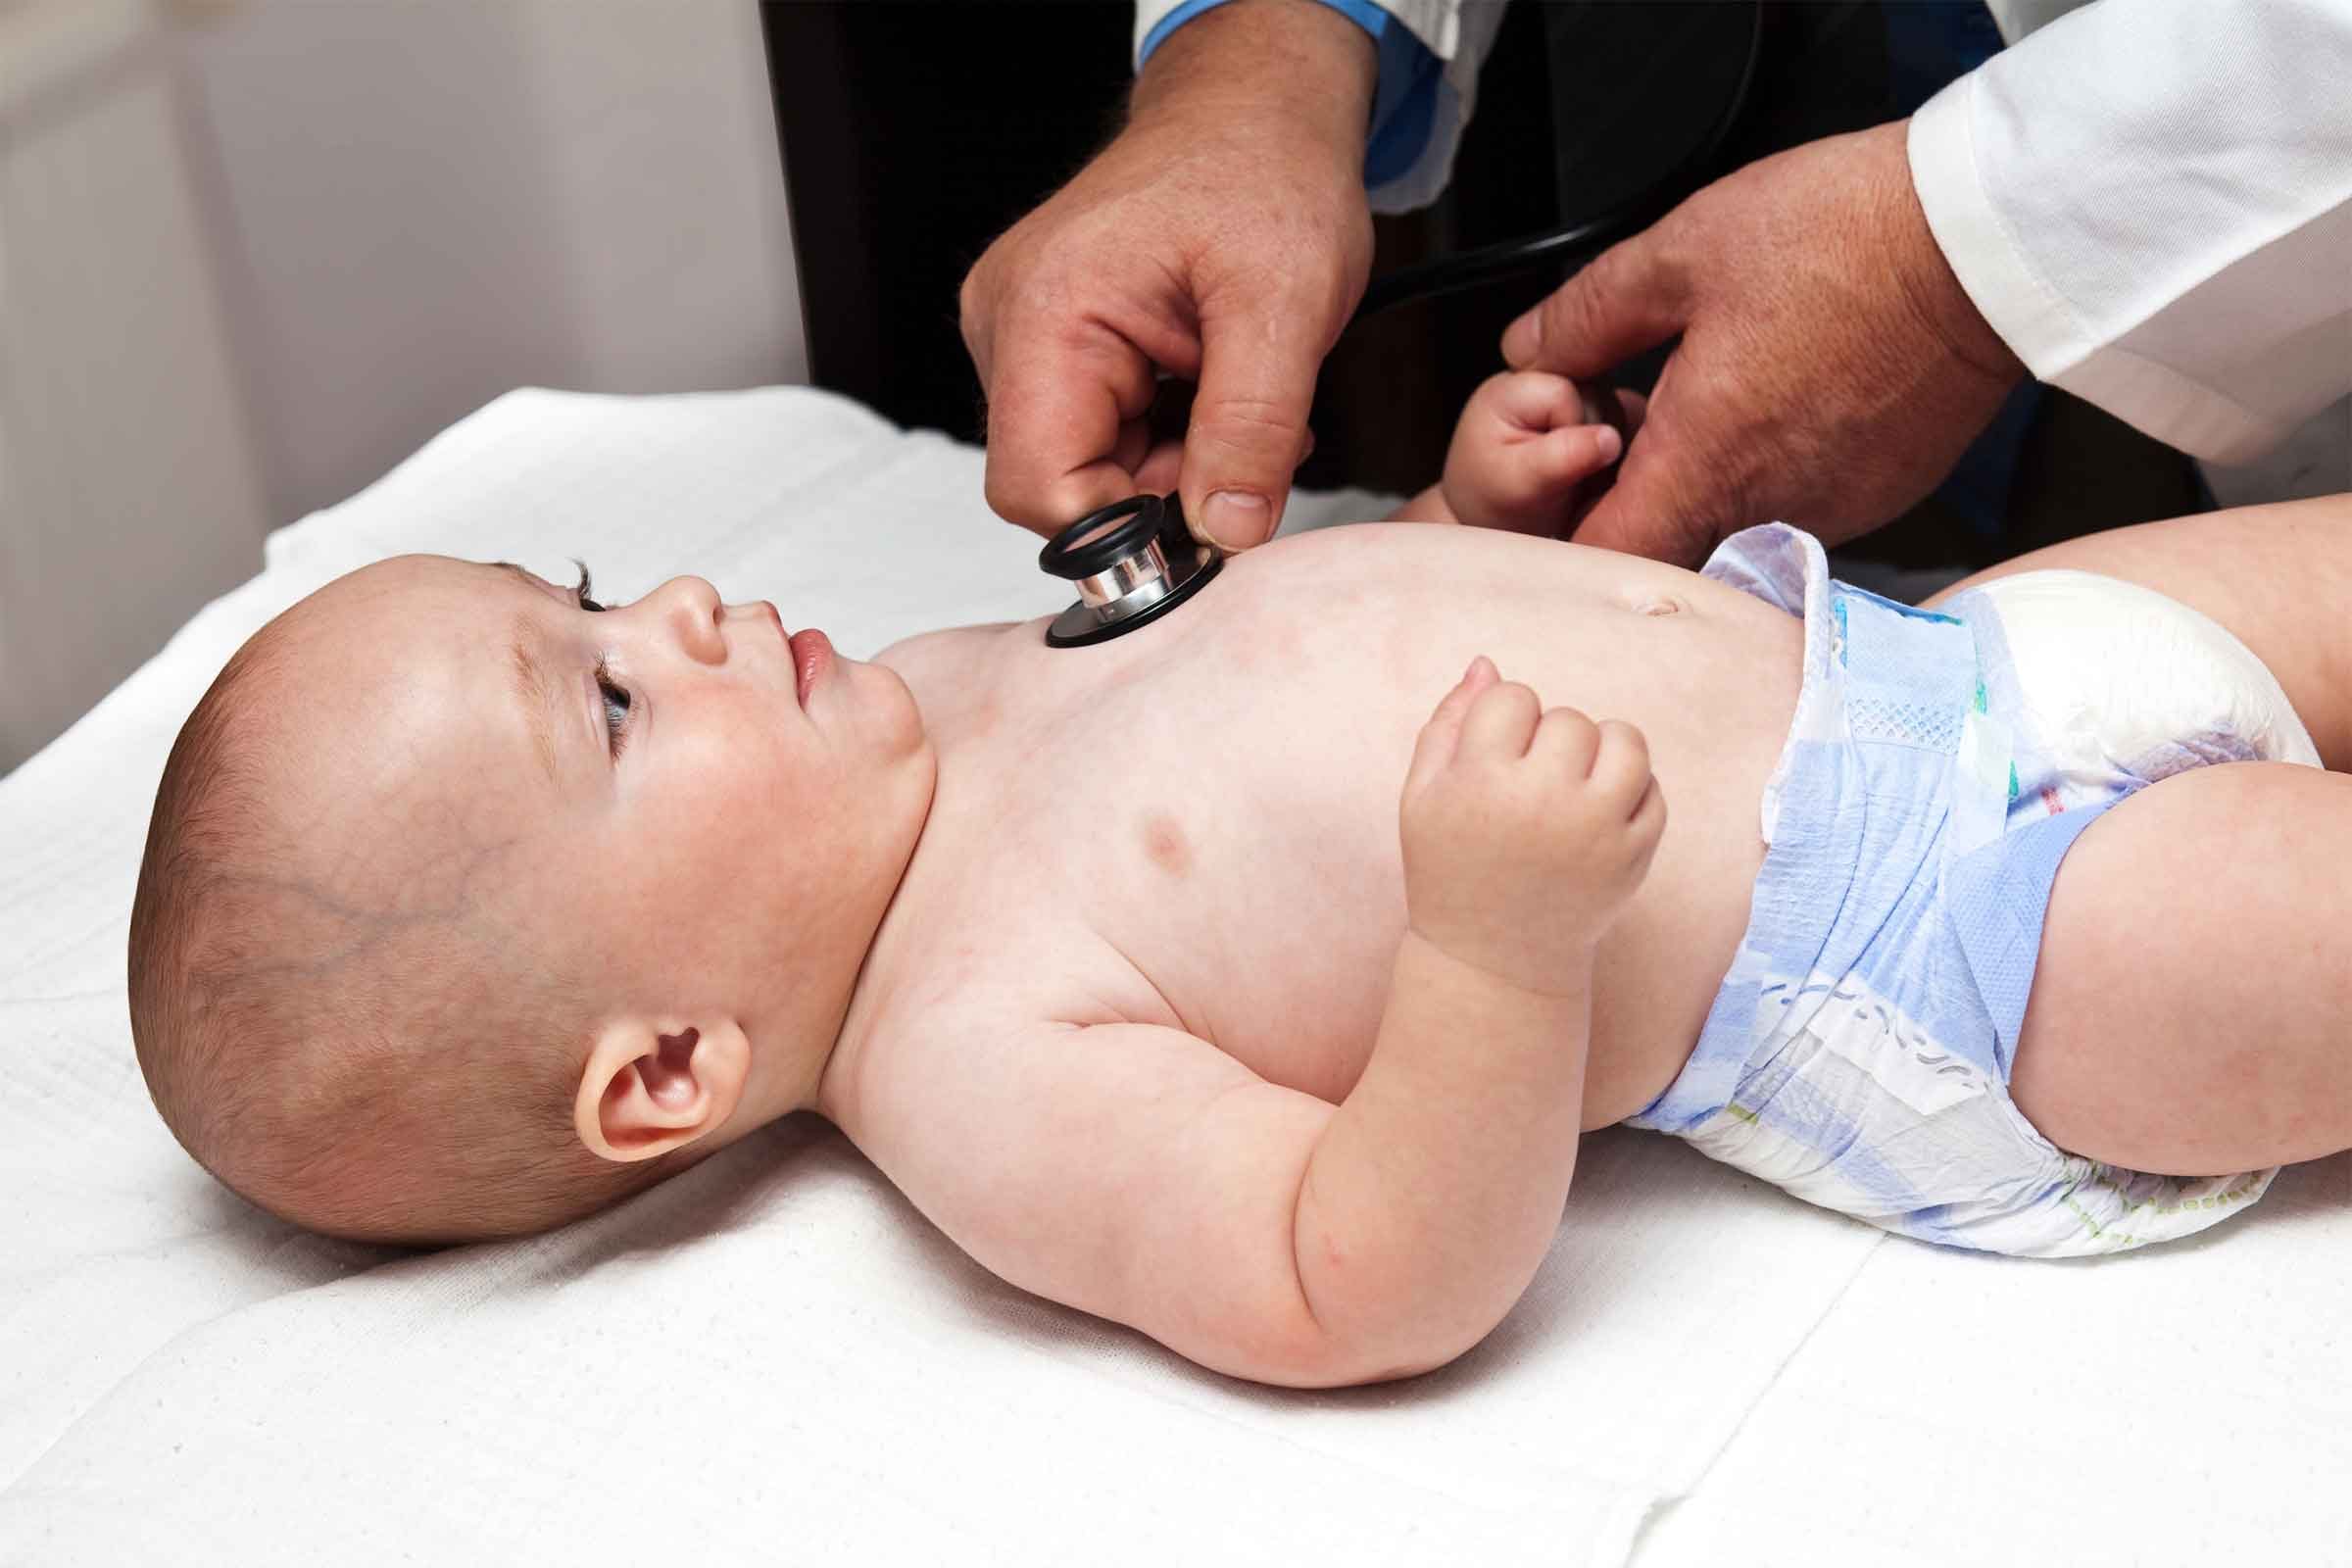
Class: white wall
0,0,807,773
181,0,807,529
0,0,270,772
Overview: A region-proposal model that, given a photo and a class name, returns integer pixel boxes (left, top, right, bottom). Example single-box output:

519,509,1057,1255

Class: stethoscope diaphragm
1039,493,1224,648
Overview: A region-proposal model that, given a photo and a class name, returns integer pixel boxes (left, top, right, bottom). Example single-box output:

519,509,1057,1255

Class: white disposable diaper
1979,568,2322,809
1635,529,2319,1257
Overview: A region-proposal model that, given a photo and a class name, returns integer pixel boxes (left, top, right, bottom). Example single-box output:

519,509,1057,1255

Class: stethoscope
1037,2,1762,648
1039,493,1221,648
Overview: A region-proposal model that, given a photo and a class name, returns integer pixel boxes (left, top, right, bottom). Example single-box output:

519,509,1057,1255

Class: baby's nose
721,598,787,637
645,575,725,662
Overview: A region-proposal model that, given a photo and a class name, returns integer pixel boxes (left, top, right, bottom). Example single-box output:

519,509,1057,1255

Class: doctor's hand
958,0,1374,552
1500,122,2026,568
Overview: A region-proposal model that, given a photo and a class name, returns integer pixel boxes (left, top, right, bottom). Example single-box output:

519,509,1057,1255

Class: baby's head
128,556,934,1244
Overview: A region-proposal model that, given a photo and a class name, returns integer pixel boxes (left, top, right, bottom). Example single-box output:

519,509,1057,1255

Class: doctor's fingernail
1201,489,1270,549
1502,312,1543,364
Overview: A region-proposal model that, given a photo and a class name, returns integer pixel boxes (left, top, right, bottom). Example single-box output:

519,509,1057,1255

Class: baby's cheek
654,727,770,863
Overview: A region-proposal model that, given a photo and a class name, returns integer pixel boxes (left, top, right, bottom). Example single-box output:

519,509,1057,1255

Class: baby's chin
834,656,932,755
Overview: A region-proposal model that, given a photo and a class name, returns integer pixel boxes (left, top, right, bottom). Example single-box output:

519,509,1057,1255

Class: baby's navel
1141,811,1193,878
1625,592,1685,617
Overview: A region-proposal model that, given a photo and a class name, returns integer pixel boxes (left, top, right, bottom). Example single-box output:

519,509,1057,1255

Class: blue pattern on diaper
1631,532,2026,1135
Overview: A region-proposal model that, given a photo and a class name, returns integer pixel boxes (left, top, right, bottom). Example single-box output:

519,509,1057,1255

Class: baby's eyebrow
491,561,564,602
507,616,562,787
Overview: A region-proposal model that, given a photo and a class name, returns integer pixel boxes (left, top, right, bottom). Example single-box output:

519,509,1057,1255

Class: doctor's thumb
1503,237,1689,381
1181,326,1327,553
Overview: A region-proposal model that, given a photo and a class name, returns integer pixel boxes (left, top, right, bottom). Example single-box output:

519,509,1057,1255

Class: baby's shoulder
832,906,1195,1128
849,901,1174,1065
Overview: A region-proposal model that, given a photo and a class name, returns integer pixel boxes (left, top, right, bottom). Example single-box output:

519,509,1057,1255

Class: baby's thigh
2011,761,2352,1176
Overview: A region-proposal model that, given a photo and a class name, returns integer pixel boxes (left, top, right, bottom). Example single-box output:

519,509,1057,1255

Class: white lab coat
1908,0,2352,464
1133,0,2352,466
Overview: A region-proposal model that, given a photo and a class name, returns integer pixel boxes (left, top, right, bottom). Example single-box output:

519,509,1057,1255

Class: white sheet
2,386,2343,1564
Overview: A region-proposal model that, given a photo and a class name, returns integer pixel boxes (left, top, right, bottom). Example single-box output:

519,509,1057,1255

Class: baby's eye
595,660,632,757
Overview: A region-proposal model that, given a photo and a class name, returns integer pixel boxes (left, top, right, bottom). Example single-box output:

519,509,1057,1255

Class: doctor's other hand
958,0,1374,552
1500,122,2026,568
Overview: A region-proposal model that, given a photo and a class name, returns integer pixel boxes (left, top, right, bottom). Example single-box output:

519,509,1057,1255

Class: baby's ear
573,1017,752,1163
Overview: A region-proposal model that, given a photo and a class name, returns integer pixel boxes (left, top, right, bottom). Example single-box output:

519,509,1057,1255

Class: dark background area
761,1,2203,568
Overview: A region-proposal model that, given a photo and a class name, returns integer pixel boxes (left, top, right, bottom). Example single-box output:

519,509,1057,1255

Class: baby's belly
1011,526,1809,1126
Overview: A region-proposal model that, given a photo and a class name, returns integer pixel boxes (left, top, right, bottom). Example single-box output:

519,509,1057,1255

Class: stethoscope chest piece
1040,493,1224,648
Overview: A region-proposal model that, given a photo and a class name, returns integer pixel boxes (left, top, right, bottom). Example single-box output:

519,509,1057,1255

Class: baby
129,370,2352,1388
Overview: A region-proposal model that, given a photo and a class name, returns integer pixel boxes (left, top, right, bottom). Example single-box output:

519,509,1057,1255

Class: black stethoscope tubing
1348,0,1764,324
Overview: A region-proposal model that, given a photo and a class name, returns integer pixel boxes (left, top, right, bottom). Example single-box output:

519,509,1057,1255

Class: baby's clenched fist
1398,657,1666,992
1439,370,1637,537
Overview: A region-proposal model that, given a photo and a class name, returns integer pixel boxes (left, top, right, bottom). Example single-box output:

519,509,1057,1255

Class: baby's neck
808,622,1045,1125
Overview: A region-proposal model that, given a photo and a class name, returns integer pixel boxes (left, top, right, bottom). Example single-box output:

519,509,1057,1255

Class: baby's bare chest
891,527,1802,1115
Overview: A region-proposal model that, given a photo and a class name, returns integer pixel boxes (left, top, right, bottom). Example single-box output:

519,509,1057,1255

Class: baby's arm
847,663,1663,1387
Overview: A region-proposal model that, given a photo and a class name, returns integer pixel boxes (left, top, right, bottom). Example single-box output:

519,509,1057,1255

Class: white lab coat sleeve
1908,0,2352,464
1131,0,1509,215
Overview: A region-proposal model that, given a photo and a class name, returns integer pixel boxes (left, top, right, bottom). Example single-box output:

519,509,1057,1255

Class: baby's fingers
1488,368,1589,429
1460,678,1544,760
1406,656,1499,794
1632,772,1667,836
1531,706,1601,778
1538,423,1624,484
1589,719,1654,812
1485,426,1625,523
